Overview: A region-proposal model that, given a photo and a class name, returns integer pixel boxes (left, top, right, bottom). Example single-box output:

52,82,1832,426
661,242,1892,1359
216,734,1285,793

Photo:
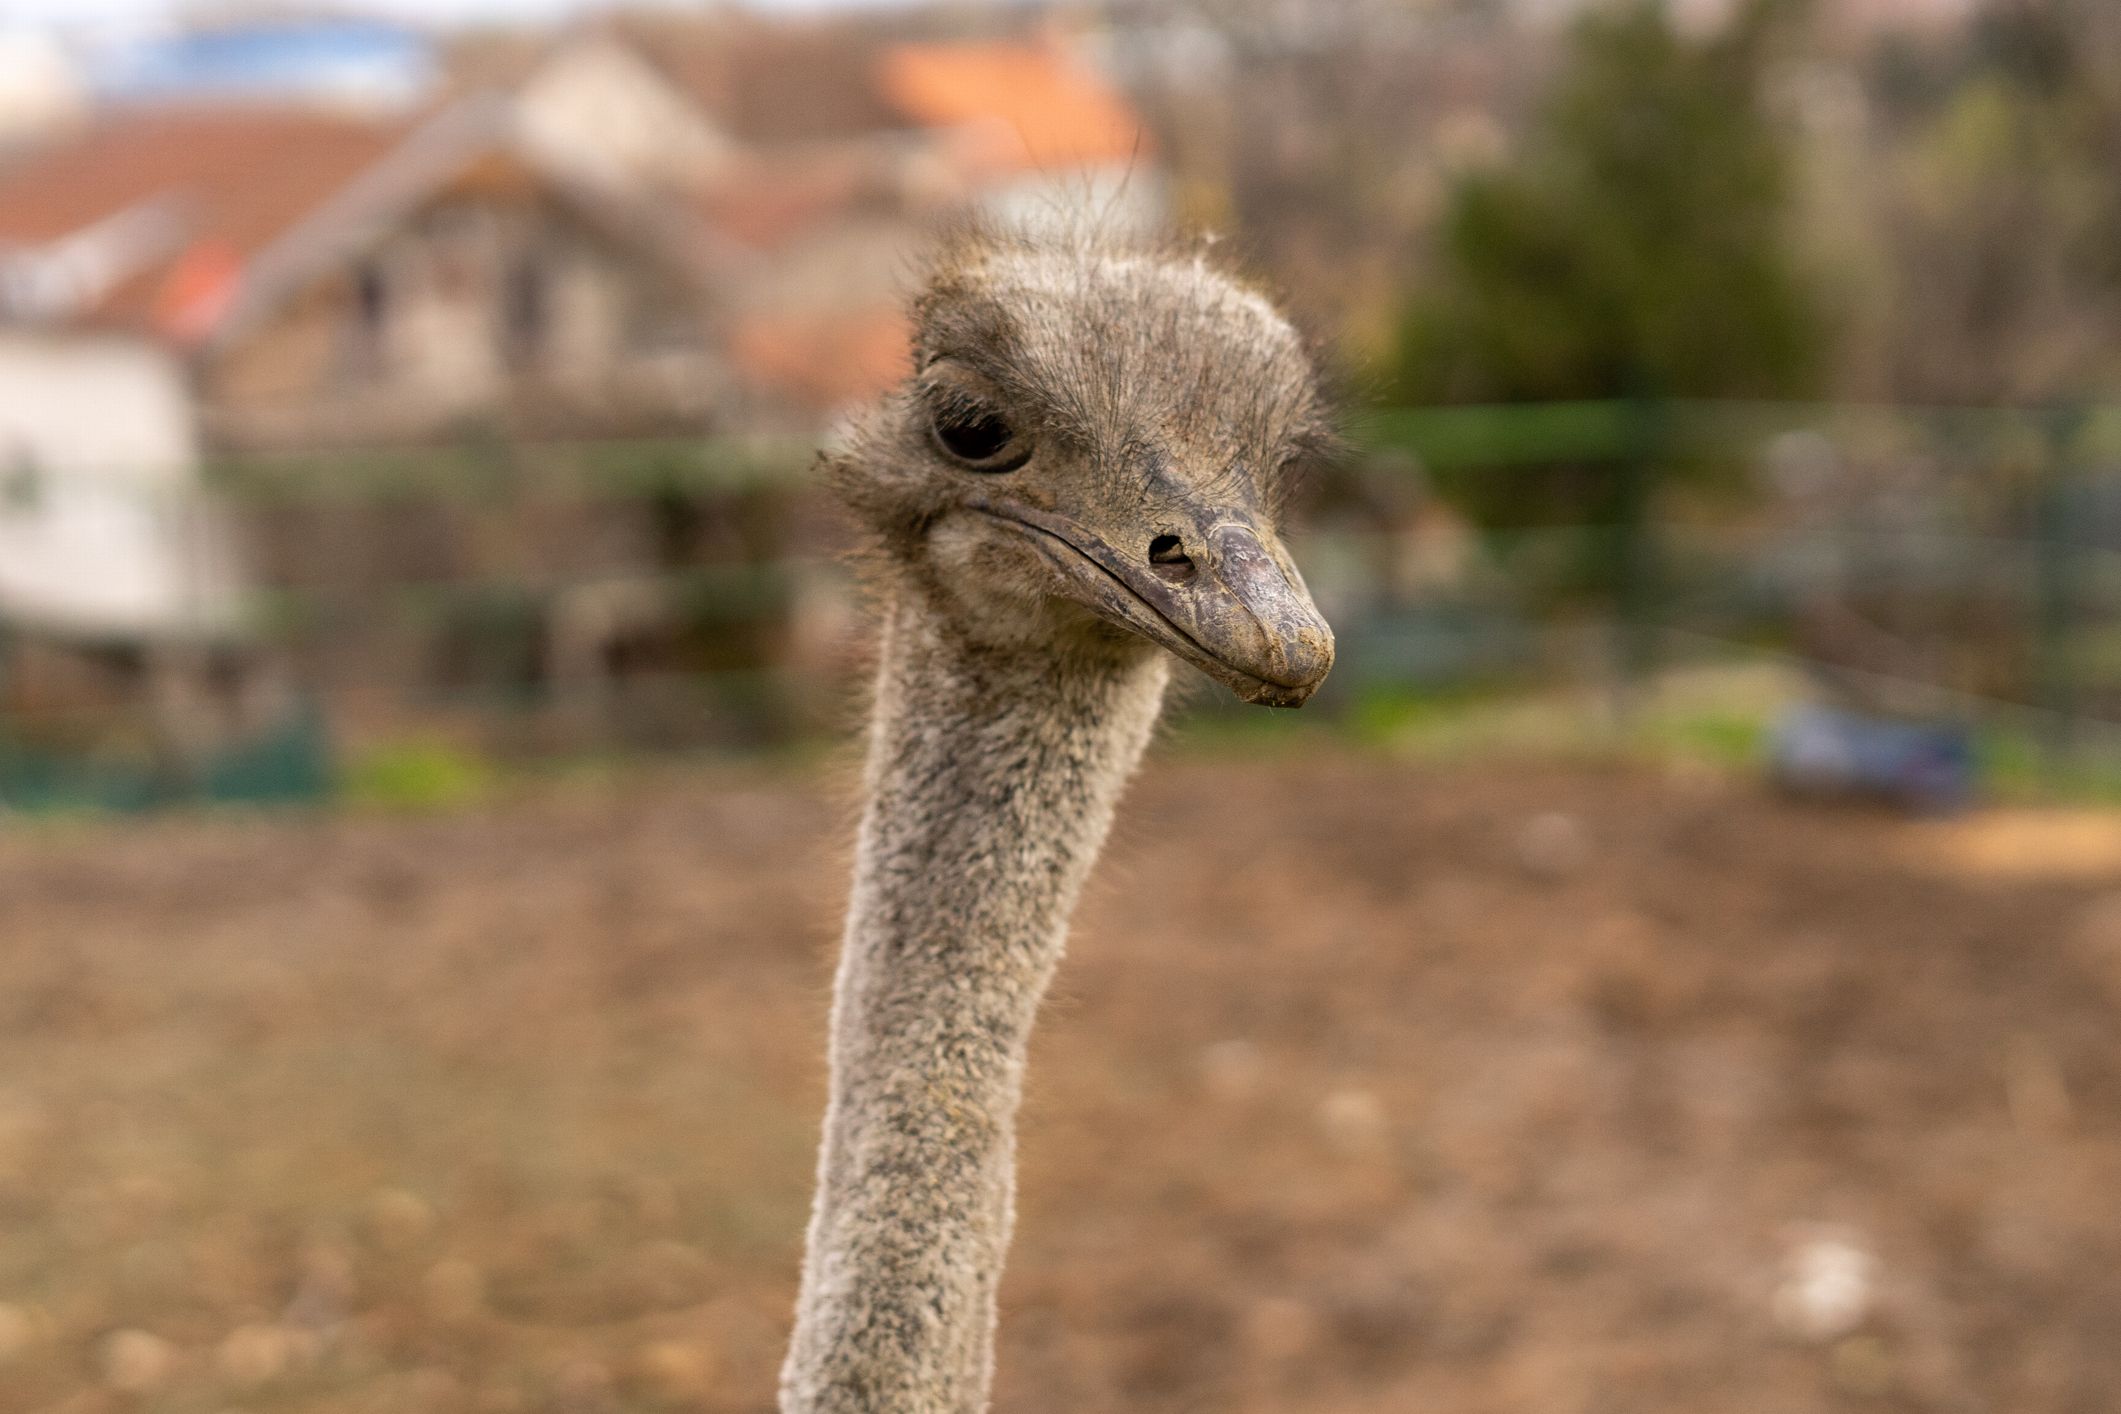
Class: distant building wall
0,330,241,642
0,331,196,485
202,193,721,449
0,33,86,147
515,38,734,193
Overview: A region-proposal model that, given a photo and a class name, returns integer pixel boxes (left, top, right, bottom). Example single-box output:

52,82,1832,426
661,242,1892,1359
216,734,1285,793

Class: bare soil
2,753,2118,1413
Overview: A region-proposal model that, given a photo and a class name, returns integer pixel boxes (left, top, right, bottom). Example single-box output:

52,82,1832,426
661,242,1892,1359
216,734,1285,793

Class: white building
0,328,240,643
0,30,85,148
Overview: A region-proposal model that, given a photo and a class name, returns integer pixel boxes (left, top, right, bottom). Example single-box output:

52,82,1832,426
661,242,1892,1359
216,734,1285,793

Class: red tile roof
611,21,1149,168
0,107,403,332
690,39,1152,256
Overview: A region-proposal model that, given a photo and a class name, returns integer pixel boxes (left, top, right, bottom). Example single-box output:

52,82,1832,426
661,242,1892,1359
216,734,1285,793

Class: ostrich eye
930,398,1031,472
938,409,1011,460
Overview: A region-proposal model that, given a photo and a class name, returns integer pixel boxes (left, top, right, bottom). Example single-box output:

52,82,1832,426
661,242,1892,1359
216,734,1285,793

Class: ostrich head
832,226,1336,707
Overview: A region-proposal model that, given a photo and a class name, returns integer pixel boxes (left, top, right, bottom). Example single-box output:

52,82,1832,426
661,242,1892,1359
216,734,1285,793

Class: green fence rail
10,404,2121,811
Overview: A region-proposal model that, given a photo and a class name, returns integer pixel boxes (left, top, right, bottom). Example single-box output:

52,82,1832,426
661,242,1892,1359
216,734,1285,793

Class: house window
1,449,41,515
504,254,548,369
626,290,700,355
351,260,390,378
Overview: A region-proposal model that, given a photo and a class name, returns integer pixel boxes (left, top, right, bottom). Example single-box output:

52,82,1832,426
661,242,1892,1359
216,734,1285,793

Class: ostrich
781,223,1335,1413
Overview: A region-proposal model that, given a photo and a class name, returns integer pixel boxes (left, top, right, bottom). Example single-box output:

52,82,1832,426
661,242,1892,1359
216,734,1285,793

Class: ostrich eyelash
927,386,1032,472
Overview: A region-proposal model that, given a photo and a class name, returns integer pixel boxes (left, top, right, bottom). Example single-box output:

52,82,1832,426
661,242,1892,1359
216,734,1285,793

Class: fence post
1609,396,1667,724
2034,403,2085,775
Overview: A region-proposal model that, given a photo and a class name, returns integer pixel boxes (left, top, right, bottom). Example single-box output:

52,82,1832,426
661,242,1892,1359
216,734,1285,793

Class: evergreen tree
1389,0,1825,527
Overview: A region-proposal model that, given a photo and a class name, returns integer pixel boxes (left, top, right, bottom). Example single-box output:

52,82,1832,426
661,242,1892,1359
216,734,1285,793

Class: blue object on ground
1767,702,1976,812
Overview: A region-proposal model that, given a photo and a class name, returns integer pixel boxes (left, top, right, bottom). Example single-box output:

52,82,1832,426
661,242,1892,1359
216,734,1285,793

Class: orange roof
0,107,403,332
878,41,1149,173
730,304,909,412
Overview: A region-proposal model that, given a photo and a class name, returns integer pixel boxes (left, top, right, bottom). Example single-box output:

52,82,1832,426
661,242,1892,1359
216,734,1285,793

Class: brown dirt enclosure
1,752,2118,1413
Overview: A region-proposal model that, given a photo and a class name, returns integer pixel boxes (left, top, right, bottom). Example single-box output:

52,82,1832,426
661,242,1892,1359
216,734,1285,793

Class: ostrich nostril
1147,534,1194,581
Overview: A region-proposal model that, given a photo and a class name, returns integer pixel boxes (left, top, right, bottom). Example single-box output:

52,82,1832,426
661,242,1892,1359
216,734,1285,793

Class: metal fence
7,402,2121,810
1310,400,2121,789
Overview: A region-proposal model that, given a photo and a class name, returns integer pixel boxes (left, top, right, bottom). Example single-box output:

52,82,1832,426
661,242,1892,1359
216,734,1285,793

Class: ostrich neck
781,591,1170,1413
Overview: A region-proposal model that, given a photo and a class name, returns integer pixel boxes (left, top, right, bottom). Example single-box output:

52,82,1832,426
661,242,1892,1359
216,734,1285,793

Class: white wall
0,331,198,486
515,38,732,193
0,331,240,640
0,32,85,147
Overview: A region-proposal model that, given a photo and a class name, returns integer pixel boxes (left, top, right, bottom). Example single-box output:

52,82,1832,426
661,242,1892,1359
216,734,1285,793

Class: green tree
1389,0,1825,528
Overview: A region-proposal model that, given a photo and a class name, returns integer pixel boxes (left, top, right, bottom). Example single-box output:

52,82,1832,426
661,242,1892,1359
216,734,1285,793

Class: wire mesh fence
7,401,2121,810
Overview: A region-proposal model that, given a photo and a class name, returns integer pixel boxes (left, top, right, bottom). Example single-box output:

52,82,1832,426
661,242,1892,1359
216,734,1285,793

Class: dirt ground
2,752,2119,1414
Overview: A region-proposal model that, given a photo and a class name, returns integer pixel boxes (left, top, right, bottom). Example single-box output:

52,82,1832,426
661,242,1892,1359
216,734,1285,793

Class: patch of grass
1347,683,1508,747
341,739,496,812
1632,706,1766,769
1978,726,2121,807
1173,660,1790,780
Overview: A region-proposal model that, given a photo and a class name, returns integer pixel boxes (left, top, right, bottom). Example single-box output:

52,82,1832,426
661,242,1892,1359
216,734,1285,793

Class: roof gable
0,108,404,331
0,100,737,346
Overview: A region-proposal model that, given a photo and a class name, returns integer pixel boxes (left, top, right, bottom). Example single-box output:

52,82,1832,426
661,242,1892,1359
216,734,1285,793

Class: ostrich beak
968,496,1335,707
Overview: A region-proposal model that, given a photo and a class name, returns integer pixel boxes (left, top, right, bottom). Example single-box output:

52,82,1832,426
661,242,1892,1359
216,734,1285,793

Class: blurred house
488,33,737,196
655,22,1166,234
712,28,1162,422
0,117,237,652
0,15,1172,773
0,99,733,453
0,322,236,644
458,19,1165,422
0,285,269,800
0,95,740,770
